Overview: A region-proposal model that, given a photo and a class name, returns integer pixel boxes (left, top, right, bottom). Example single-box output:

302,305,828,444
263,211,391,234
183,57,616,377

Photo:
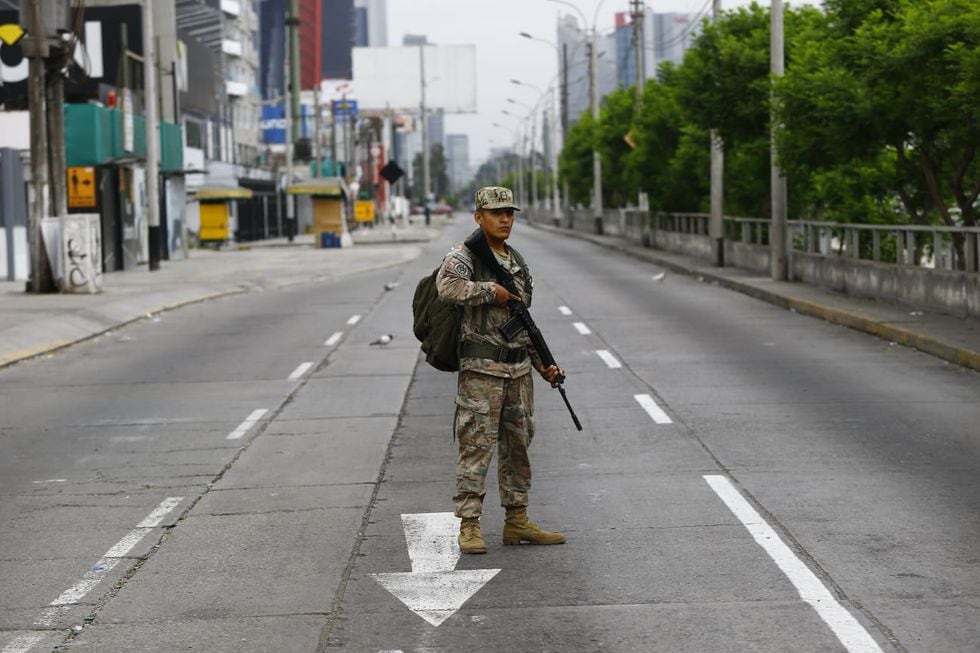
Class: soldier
436,186,566,554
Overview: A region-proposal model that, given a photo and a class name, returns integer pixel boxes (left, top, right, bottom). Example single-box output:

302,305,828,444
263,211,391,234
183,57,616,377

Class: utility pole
23,0,52,293
143,1,161,270
285,0,300,241
589,33,603,232
770,0,788,280
631,0,644,102
419,45,431,205
530,113,538,210
313,85,321,177
551,88,561,219
560,43,569,140
709,0,725,267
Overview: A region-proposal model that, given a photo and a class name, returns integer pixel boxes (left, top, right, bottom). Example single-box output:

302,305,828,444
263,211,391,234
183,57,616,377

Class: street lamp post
507,98,537,210
546,0,606,231
502,110,527,206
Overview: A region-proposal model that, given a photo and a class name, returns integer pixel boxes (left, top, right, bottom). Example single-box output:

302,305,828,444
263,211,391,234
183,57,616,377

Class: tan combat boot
458,517,487,554
502,507,566,545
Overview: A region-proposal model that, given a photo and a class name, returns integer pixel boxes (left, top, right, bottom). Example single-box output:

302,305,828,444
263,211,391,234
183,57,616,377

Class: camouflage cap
474,186,521,212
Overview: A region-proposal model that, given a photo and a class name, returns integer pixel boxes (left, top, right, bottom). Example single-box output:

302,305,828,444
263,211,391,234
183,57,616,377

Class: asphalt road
0,218,977,652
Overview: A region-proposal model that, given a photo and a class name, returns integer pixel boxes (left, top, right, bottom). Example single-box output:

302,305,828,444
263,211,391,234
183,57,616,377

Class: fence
525,208,980,319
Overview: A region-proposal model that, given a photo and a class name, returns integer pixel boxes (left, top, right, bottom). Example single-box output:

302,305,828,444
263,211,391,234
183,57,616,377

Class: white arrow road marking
573,322,592,335
703,476,883,653
370,512,501,627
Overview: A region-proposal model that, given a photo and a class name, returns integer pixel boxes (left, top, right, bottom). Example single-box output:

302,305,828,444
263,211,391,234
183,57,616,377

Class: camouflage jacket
435,242,543,378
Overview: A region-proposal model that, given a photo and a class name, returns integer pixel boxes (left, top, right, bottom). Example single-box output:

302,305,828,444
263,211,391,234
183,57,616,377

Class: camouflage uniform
435,187,543,519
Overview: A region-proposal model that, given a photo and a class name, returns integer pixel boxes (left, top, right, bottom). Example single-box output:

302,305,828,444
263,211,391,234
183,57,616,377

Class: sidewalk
531,222,980,373
0,226,440,370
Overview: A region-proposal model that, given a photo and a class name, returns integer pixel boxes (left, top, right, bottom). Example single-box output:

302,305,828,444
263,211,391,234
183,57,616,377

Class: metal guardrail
647,212,980,273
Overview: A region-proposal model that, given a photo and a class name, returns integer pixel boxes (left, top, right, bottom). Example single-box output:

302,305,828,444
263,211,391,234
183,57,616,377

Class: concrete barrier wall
526,209,980,319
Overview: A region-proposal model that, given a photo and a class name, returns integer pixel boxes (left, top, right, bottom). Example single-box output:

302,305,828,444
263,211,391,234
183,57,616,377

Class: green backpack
412,241,529,372
412,266,463,372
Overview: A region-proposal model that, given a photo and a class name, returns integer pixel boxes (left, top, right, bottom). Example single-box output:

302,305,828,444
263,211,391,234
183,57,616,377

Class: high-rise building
557,14,617,127
446,133,471,191
354,0,387,47
651,13,698,67
321,0,354,80
261,0,354,94
427,109,446,152
614,10,699,89
259,0,285,99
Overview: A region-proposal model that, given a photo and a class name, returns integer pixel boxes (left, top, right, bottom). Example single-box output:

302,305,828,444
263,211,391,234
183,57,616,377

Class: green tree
778,0,980,234
559,112,596,207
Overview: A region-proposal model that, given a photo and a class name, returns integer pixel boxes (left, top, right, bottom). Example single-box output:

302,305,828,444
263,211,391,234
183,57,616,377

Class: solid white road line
347,314,362,325
703,476,883,653
633,394,673,424
49,497,184,608
324,331,343,347
558,306,573,316
288,362,314,380
573,322,592,335
595,350,622,369
226,409,269,440
3,503,186,652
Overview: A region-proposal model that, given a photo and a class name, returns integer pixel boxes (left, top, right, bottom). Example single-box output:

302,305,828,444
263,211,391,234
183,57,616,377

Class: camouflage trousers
453,370,535,519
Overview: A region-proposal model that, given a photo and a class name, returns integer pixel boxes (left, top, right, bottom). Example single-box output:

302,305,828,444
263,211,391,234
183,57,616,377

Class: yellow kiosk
287,178,352,248
196,186,254,245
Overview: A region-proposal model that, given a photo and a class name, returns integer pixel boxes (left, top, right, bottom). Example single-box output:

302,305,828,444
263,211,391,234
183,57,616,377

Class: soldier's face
475,209,515,242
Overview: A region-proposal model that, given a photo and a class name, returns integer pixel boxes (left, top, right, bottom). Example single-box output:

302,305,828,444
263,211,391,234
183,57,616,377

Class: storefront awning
287,178,347,197
195,186,254,200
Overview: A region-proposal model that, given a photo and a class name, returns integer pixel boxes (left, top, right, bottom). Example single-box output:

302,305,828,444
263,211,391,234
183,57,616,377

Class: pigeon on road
370,334,395,347
384,282,399,291
651,272,667,282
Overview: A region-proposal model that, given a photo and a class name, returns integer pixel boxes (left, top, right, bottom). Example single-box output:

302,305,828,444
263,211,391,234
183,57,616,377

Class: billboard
352,45,477,113
261,104,313,144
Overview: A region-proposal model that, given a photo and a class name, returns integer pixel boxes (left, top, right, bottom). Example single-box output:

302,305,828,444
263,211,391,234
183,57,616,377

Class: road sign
370,513,500,627
380,160,404,184
67,166,96,208
354,200,375,223
331,99,358,118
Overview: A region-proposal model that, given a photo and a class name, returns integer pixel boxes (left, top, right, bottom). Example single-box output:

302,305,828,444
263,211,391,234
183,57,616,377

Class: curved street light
544,0,607,223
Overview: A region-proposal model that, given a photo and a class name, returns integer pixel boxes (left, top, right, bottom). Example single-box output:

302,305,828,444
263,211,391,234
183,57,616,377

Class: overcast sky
385,0,822,167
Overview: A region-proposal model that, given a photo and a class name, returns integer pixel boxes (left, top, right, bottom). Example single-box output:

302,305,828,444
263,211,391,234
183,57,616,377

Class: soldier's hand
493,283,521,306
539,364,565,388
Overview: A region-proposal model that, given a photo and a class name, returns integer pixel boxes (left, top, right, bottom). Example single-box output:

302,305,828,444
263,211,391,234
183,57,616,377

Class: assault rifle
465,229,583,431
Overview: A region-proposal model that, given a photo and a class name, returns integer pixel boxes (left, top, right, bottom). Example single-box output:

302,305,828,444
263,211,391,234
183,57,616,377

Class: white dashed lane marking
226,409,269,440
288,362,314,380
633,394,672,424
347,314,362,325
573,322,592,335
324,331,343,347
558,306,573,316
595,350,622,369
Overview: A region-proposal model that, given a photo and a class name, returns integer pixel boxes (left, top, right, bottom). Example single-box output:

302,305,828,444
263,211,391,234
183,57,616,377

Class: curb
0,253,417,371
0,287,249,371
529,222,980,373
